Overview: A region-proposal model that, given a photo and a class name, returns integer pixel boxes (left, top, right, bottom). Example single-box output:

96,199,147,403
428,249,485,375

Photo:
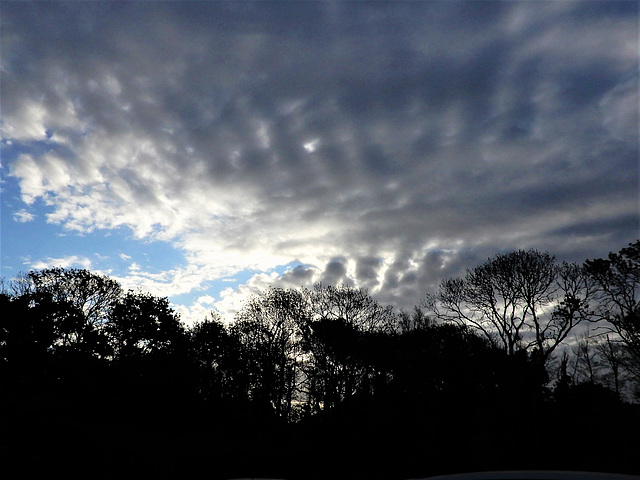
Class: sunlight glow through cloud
1,1,637,324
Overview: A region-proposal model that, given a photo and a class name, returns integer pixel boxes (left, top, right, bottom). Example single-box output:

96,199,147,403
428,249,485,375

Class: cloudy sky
1,1,638,324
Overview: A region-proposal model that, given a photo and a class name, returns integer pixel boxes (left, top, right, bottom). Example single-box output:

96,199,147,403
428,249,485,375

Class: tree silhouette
0,291,57,386
426,249,593,365
28,267,122,330
20,268,124,361
397,305,430,334
305,283,397,334
585,240,640,380
300,316,363,414
297,284,398,416
188,311,247,404
572,330,600,384
232,287,309,421
107,290,185,359
596,334,628,397
2,253,640,478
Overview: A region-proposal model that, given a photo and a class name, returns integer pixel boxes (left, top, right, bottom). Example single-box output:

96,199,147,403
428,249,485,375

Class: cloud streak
2,1,637,321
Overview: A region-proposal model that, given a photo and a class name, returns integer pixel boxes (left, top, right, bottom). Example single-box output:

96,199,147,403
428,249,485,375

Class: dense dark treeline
1,242,639,479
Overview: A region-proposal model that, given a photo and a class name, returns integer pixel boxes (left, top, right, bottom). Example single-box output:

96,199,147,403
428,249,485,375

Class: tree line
1,241,639,479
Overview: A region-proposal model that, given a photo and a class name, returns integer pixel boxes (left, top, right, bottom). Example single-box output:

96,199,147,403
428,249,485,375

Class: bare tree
596,335,628,398
0,272,33,297
426,250,593,365
573,331,599,384
305,283,397,334
398,306,430,334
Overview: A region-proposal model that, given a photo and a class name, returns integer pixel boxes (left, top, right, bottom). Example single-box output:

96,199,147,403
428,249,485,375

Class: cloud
2,1,637,319
30,255,92,270
13,209,35,223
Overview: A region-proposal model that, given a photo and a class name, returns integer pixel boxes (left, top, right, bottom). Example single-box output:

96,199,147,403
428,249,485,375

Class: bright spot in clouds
303,139,320,153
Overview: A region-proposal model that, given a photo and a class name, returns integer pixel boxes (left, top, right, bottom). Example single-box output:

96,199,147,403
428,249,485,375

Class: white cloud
214,274,280,319
9,155,45,205
173,294,223,327
13,209,35,223
31,255,92,270
599,76,638,143
196,294,216,305
1,100,48,140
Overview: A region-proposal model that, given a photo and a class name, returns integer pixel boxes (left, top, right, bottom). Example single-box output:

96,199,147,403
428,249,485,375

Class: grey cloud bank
2,1,638,317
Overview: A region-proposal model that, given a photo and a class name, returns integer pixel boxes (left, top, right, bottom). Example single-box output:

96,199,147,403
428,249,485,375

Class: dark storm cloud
356,256,384,290
321,258,350,287
2,1,637,313
285,264,318,284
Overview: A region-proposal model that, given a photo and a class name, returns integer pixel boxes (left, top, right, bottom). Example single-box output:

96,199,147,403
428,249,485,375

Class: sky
1,1,638,325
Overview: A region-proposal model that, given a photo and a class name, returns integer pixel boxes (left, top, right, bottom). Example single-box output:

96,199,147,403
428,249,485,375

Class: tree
189,311,246,403
232,287,309,421
585,240,640,378
1,268,120,363
28,268,123,328
299,316,364,414
572,331,599,385
596,335,628,398
397,306,430,334
107,290,185,359
0,291,58,385
23,268,123,354
426,250,593,366
305,284,397,334
298,284,398,415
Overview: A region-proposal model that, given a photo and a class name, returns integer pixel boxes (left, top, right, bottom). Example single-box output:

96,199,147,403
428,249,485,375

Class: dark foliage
585,240,640,379
2,243,640,479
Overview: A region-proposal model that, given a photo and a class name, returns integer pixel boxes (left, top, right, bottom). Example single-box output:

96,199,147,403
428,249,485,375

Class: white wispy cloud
13,209,35,223
30,255,92,270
